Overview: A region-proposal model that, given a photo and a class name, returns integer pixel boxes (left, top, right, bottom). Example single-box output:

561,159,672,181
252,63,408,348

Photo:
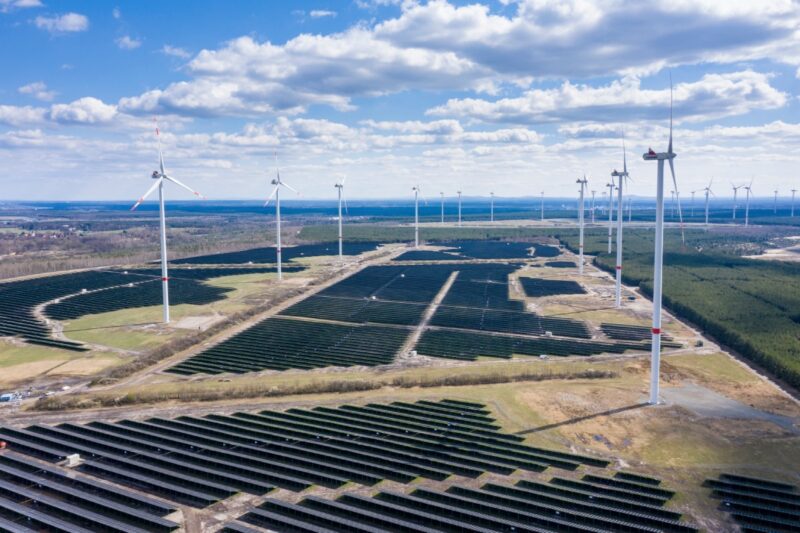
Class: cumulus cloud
0,0,41,12
48,97,118,124
0,105,46,126
309,9,336,18
427,71,787,124
34,12,89,33
161,45,191,59
18,81,56,102
116,35,142,50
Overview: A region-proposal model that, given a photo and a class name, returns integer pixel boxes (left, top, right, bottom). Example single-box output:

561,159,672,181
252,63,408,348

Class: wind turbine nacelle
151,171,160,179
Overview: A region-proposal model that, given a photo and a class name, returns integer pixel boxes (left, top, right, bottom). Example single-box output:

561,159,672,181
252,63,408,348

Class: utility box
61,454,82,468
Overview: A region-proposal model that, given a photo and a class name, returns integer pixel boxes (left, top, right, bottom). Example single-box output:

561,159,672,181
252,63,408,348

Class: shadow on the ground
516,402,649,435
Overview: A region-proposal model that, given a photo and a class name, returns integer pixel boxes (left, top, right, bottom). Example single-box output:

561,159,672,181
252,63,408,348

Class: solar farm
1,234,798,532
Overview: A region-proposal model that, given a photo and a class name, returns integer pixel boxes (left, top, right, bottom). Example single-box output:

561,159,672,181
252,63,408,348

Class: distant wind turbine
577,175,588,275
590,190,597,224
265,153,299,281
642,76,683,405
130,122,204,324
540,191,544,222
731,183,743,221
774,189,779,214
606,178,615,253
334,176,347,261
744,180,754,227
457,190,462,227
440,192,445,224
490,192,495,222
702,179,714,228
413,185,427,248
792,188,797,217
690,190,697,217
611,136,630,308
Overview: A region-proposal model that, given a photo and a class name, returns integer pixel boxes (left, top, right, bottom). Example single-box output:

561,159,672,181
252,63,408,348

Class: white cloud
48,97,118,124
0,0,41,12
34,12,89,33
0,105,46,126
112,7,120,19
427,71,787,124
18,81,56,102
116,35,142,50
310,10,337,18
161,45,191,59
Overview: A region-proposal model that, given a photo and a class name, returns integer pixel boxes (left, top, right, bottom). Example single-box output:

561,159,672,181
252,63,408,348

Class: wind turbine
670,190,675,219
334,176,348,261
642,77,683,406
490,192,495,222
540,191,544,222
792,188,797,217
627,196,632,222
130,123,204,324
774,190,779,214
590,190,597,224
731,183,743,221
611,138,630,308
457,190,462,227
413,185,427,248
690,190,698,217
744,180,754,226
440,192,445,224
265,154,299,281
701,180,715,228
577,175,588,275
606,178,615,253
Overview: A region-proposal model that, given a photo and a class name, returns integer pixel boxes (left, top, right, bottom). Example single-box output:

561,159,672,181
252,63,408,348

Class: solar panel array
167,317,409,374
231,470,696,532
0,400,607,516
393,240,560,262
45,267,287,321
0,267,293,352
0,450,179,532
519,277,587,297
172,241,381,265
545,260,577,268
416,329,651,360
705,473,799,532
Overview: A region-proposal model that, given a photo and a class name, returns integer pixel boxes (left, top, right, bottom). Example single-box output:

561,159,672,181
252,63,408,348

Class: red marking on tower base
162,277,168,281
616,266,622,270
651,327,661,335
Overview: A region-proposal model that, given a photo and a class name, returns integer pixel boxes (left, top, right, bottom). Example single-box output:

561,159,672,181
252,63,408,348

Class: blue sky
1,0,798,201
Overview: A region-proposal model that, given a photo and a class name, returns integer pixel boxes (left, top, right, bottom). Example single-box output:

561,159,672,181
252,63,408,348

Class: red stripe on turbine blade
651,328,661,335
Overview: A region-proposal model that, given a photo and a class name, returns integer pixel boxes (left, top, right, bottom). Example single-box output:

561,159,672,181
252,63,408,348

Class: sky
1,0,799,201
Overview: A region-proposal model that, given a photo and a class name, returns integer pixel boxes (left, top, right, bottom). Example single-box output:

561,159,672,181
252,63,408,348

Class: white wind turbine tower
606,178,615,253
440,192,445,224
577,175,588,275
334,176,348,261
611,138,630,308
457,190,463,227
792,188,797,217
702,179,714,228
413,185,427,248
130,124,204,324
731,183,743,220
642,78,683,405
689,190,698,217
773,190,779,214
627,196,632,222
490,192,495,222
590,190,597,224
744,180,754,227
669,190,676,219
540,191,545,222
265,154,299,281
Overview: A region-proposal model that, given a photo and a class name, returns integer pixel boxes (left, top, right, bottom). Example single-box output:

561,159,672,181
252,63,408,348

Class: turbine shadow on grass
515,402,648,435
62,321,159,333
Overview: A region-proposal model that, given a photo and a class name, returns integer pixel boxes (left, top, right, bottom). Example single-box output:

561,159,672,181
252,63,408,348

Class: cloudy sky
1,0,799,201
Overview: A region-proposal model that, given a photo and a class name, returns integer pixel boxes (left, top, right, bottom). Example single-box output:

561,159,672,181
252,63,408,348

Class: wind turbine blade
264,184,279,207
163,175,204,199
342,191,349,215
668,72,673,155
668,158,685,244
154,118,165,175
131,178,162,211
281,180,299,195
622,132,627,174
